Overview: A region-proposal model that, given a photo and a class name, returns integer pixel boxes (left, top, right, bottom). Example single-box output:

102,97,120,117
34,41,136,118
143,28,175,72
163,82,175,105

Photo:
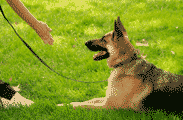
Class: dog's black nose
85,40,91,46
85,41,88,45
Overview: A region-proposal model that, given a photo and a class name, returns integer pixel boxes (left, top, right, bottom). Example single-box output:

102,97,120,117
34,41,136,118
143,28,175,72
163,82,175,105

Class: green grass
0,0,183,119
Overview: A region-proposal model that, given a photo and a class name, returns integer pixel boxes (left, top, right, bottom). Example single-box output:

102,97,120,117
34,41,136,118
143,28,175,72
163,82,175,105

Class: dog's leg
81,97,106,104
71,97,107,109
58,97,107,110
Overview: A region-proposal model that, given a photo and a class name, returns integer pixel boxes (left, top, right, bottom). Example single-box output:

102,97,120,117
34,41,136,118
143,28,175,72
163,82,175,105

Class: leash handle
0,5,107,83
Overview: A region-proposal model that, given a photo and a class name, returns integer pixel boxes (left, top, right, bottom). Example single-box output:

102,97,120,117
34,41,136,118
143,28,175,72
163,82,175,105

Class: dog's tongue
93,51,108,61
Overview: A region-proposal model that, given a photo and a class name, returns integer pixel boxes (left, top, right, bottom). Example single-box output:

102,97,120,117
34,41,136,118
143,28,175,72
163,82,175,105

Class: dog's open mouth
93,50,109,61
85,40,109,61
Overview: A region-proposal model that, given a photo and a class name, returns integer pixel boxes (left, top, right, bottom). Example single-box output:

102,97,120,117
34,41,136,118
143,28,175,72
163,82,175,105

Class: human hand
34,21,54,45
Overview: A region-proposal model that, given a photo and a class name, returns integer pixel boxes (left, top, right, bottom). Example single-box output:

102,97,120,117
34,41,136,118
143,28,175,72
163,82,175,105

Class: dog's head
85,16,136,68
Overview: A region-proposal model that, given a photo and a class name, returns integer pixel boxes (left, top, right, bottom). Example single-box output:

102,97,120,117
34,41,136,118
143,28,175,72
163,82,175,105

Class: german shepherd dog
58,17,183,114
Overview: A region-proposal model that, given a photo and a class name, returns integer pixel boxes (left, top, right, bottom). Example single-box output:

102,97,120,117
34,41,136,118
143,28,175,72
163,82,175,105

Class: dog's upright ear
114,16,129,41
106,16,136,68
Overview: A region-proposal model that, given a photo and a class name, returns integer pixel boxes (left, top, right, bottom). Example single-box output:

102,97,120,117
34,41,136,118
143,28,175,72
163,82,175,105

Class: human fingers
47,26,52,32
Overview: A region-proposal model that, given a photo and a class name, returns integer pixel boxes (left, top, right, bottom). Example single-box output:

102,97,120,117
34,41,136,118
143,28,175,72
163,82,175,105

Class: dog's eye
101,39,106,42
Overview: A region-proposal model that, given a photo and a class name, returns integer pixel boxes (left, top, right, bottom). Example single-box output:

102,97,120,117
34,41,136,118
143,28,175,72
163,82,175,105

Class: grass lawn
0,0,183,119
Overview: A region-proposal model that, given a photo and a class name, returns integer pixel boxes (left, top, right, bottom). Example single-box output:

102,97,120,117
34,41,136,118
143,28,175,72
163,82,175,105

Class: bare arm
6,0,39,29
6,0,54,45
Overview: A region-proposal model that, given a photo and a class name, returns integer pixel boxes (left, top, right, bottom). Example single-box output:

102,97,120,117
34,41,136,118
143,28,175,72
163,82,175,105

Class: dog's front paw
57,103,71,106
57,103,77,109
57,104,64,106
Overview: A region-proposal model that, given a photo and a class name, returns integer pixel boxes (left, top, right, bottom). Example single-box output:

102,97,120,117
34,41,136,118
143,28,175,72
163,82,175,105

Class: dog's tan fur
58,17,183,113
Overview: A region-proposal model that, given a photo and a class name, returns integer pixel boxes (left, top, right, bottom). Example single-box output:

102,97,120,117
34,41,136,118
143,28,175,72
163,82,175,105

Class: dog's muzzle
85,40,109,61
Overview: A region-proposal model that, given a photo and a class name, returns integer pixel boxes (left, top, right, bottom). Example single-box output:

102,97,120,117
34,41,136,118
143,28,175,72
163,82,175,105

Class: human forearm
6,0,39,29
6,0,54,45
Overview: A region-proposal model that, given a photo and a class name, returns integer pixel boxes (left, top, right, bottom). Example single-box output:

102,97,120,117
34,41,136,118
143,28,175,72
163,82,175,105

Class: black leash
0,5,107,83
